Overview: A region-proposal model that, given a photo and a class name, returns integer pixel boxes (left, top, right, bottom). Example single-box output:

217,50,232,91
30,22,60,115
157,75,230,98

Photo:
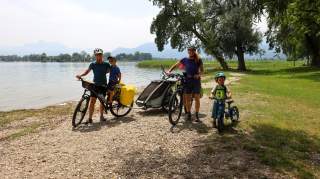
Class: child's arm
209,86,216,99
118,73,122,83
226,86,232,98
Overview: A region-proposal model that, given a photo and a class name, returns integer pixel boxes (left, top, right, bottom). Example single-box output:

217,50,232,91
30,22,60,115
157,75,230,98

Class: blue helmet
215,72,226,79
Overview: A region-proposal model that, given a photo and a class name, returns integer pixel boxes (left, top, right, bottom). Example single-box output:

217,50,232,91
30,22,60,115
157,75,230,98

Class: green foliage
150,0,263,71
263,0,320,67
0,51,153,62
115,51,152,61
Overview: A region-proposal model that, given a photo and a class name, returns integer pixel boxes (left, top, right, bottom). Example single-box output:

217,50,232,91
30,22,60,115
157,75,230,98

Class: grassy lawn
139,59,320,178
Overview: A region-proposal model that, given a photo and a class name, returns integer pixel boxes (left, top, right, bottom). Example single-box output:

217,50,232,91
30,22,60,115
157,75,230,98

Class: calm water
0,62,161,111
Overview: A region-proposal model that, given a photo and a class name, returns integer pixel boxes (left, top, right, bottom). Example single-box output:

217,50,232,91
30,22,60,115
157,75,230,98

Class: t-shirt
109,65,121,82
180,58,203,77
88,61,111,86
211,85,230,100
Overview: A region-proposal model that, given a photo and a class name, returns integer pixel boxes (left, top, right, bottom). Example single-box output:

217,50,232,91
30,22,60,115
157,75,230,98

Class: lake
0,62,162,111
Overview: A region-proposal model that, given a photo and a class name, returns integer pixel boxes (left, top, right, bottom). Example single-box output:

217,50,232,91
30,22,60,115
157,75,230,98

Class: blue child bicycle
210,97,240,133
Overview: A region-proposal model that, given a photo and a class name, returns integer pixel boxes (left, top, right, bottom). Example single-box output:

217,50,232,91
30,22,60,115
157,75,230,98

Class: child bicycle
209,96,239,133
72,77,133,127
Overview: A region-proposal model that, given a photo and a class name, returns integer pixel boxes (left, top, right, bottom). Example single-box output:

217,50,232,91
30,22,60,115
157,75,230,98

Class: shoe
100,116,106,122
84,118,93,125
195,112,201,123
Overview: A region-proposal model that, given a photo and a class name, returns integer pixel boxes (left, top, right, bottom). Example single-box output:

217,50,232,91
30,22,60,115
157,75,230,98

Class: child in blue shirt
107,56,121,105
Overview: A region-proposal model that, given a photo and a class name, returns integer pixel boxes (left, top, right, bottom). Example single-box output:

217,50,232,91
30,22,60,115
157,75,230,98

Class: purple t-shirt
180,58,203,77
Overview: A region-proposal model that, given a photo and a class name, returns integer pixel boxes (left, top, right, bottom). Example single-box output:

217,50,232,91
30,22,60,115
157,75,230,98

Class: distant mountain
113,39,286,60
0,41,81,56
0,39,285,59
112,43,187,59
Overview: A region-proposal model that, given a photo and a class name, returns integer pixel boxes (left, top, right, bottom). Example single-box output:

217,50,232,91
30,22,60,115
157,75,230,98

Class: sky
0,0,160,51
0,0,267,52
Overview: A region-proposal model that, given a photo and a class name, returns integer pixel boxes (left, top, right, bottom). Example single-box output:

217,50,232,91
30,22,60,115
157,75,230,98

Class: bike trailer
136,80,175,109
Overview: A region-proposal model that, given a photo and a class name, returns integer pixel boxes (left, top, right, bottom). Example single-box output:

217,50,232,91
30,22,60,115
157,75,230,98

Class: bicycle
165,71,186,126
72,77,133,127
210,97,239,133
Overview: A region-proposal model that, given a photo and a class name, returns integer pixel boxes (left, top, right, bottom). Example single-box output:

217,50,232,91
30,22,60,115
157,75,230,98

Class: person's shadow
72,116,136,133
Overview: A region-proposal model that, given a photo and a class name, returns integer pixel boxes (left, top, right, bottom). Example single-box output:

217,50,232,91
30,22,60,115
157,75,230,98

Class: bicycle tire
168,91,183,126
231,106,240,122
110,101,133,117
72,96,90,127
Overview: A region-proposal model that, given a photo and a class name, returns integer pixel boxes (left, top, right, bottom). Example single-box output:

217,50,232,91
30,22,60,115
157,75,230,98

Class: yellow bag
120,84,136,106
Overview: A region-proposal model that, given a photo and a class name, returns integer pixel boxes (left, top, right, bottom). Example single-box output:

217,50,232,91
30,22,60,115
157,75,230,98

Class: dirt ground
0,74,286,179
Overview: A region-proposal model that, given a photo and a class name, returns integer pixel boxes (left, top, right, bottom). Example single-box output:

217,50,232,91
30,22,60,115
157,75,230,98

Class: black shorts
90,85,107,98
184,79,201,94
107,81,118,91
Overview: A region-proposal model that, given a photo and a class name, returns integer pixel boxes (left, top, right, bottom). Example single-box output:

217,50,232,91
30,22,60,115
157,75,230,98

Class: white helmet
94,48,103,55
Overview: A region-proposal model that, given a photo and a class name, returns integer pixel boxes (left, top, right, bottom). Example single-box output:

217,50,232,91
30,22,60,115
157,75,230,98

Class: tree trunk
305,34,320,67
215,55,229,70
236,49,247,71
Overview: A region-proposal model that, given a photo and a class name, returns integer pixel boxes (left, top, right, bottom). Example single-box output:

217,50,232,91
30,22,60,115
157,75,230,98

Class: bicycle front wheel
110,101,133,117
72,96,90,127
168,91,183,126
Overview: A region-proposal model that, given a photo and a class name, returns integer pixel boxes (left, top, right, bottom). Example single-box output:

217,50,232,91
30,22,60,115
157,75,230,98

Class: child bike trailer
136,80,175,111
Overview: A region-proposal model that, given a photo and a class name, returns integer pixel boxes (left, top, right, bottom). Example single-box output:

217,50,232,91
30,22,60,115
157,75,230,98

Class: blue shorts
184,79,201,94
212,100,225,119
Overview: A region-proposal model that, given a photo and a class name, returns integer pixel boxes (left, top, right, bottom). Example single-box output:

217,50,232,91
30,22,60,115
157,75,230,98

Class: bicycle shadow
136,108,167,117
72,116,136,133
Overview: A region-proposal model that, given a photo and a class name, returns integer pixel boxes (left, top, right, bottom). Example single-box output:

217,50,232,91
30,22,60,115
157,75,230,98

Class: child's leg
212,100,217,119
108,90,114,104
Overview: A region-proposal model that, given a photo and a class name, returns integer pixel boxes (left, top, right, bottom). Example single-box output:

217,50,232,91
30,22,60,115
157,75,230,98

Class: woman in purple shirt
168,47,204,122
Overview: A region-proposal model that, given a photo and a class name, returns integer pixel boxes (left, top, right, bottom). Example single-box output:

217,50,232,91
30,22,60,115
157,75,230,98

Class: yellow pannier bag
120,84,136,106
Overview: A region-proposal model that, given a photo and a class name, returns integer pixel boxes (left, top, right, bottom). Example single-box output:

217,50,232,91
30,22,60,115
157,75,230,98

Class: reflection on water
0,62,162,111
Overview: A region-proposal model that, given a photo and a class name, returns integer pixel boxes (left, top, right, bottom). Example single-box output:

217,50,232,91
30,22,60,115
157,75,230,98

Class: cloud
0,0,159,51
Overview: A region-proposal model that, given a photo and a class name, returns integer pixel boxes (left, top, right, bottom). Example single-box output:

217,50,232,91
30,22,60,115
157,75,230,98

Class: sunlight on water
0,62,161,111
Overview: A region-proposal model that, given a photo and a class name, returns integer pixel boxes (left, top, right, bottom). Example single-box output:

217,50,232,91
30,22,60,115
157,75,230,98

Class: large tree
203,0,263,71
150,0,262,71
150,0,229,69
262,0,320,67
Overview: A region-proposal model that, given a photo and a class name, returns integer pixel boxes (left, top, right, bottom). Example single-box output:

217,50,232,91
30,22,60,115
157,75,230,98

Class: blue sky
0,0,267,52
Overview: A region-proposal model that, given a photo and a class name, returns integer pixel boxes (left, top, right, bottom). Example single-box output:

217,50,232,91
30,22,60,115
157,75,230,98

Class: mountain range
0,39,285,59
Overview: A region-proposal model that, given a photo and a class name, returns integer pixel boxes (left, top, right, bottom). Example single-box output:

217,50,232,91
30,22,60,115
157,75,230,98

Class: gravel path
0,74,285,179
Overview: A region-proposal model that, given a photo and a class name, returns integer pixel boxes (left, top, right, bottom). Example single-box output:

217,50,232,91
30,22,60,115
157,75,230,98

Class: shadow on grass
243,124,320,178
72,116,136,133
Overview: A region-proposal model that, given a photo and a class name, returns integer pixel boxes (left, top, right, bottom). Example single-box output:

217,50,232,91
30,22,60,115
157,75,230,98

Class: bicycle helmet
215,72,226,79
94,48,103,55
188,46,197,51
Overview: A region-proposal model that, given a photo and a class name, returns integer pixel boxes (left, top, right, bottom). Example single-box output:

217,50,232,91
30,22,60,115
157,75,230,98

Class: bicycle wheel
230,106,240,122
168,91,183,125
72,96,90,127
110,100,133,117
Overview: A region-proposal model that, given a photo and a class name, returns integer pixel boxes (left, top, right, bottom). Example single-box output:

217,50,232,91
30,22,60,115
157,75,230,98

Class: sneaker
195,112,201,123
84,118,93,125
100,116,106,122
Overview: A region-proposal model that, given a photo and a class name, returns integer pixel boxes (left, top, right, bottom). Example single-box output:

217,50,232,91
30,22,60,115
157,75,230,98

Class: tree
150,0,229,69
262,0,320,67
202,0,263,71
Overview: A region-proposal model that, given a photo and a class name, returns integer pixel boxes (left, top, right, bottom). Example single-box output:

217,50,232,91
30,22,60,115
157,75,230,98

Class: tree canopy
150,0,263,71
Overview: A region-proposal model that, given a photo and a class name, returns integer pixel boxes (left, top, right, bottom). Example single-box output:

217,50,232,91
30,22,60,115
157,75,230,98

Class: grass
0,103,74,128
0,103,74,140
224,62,320,178
175,59,319,178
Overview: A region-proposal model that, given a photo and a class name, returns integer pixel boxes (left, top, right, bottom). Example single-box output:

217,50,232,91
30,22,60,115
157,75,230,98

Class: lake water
0,62,162,111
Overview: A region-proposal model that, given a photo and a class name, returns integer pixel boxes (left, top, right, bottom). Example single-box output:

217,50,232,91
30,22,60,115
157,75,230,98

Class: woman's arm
168,61,181,73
